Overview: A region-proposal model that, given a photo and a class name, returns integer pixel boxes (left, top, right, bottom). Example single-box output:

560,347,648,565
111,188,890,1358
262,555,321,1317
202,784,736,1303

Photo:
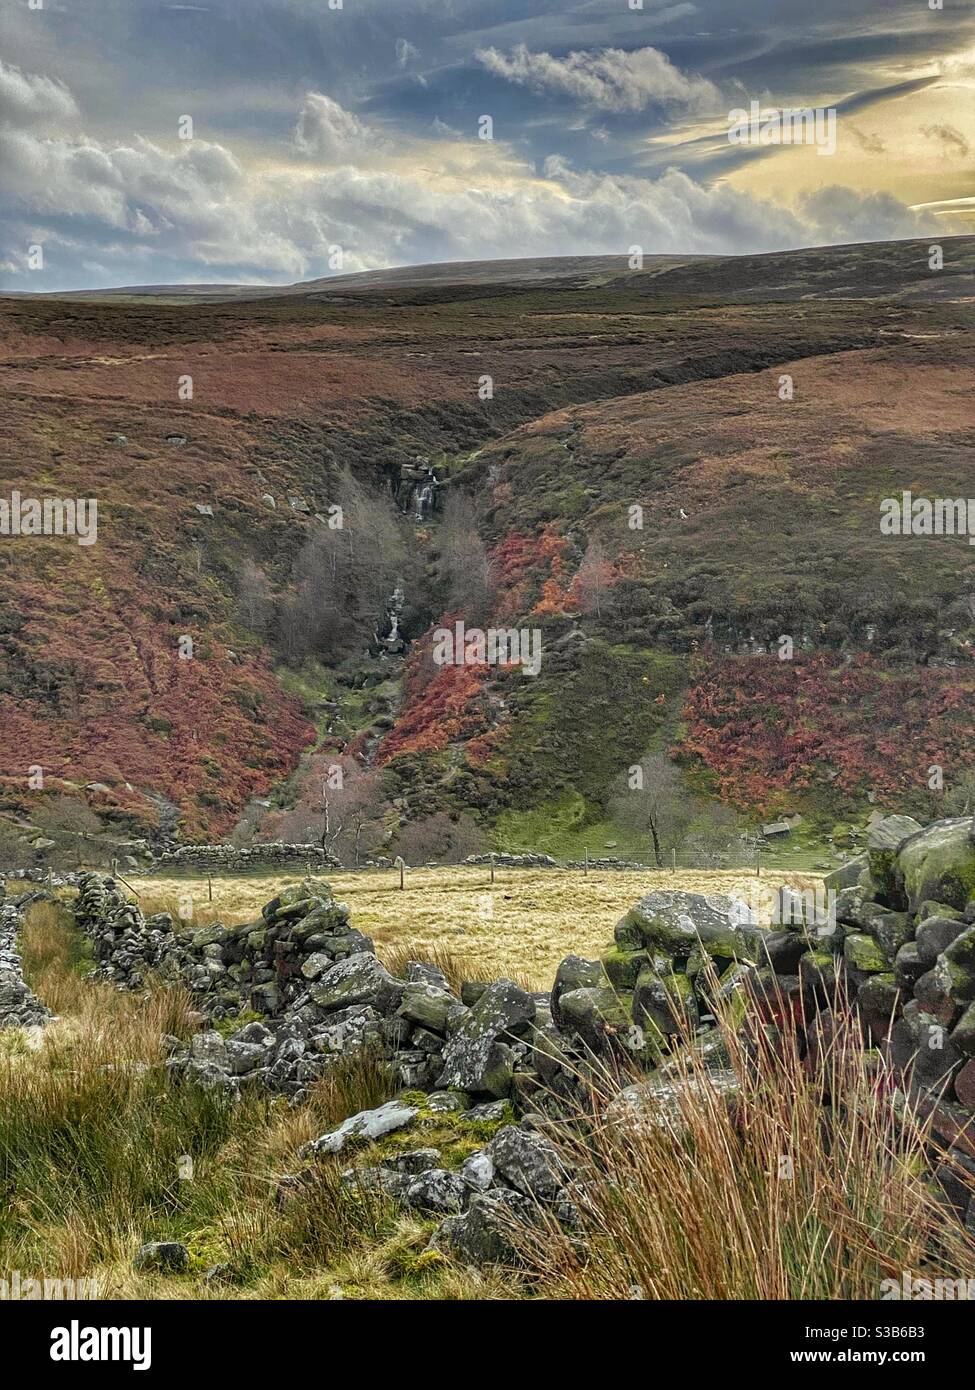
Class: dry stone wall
48,813,975,1258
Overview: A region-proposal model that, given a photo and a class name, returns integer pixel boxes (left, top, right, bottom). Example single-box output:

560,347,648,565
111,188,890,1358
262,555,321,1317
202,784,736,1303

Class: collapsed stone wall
0,887,51,1030
63,813,975,1259
150,843,336,873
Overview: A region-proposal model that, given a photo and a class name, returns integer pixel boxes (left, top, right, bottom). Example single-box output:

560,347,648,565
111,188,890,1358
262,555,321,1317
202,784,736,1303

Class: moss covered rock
897,819,975,914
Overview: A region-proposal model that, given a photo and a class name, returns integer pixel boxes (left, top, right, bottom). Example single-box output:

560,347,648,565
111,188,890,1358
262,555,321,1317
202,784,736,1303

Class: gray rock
916,917,969,968
607,1068,741,1135
616,890,744,960
425,1089,469,1113
431,1189,534,1265
486,1124,565,1202
133,1241,189,1273
391,1148,441,1174
551,955,604,1027
396,981,455,1035
306,1099,418,1155
462,1100,510,1123
460,1150,496,1192
436,980,535,1096
403,1168,467,1214
309,953,395,1012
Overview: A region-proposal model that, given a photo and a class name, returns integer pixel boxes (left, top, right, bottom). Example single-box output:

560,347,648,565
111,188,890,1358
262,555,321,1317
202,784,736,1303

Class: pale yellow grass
137,866,822,989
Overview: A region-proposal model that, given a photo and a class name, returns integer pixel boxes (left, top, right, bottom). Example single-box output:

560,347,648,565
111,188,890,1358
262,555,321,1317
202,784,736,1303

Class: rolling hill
2,235,974,863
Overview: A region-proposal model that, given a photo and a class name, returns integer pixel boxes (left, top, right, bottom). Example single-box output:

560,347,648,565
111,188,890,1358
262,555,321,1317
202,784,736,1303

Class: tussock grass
379,939,537,995
512,986,975,1300
0,899,507,1300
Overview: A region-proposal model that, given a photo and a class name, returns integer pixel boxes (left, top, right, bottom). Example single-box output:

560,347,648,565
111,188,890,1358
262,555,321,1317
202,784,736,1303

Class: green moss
213,1009,263,1038
601,944,648,990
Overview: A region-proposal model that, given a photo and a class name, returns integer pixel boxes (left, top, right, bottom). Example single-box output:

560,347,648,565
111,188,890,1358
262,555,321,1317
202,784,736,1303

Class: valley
2,236,974,876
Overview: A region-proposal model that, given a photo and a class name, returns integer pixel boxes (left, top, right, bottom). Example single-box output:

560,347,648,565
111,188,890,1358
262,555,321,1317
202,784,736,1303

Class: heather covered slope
1,236,974,854
426,334,975,827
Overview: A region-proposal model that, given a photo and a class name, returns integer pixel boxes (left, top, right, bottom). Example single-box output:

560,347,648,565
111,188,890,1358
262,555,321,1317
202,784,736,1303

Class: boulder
856,974,902,1042
615,890,745,961
308,953,397,1012
551,955,603,1027
915,916,969,968
556,985,631,1053
460,1150,495,1192
897,819,975,914
843,933,889,973
824,854,869,893
436,981,535,1096
402,1168,467,1215
133,1241,189,1273
951,1001,975,1059
866,814,923,902
486,1124,566,1202
395,982,455,1035
954,1058,975,1108
632,967,698,1037
890,1001,963,1091
606,1069,741,1135
432,1189,534,1266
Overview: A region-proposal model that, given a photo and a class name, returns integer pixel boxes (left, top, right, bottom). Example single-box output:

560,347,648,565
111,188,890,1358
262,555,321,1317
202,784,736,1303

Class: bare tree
272,758,388,866
573,538,612,618
609,754,694,867
235,558,274,635
275,470,411,666
435,490,492,622
395,812,487,865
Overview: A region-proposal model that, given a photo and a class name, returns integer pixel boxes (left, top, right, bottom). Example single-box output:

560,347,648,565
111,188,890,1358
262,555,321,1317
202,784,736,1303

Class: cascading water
376,581,407,654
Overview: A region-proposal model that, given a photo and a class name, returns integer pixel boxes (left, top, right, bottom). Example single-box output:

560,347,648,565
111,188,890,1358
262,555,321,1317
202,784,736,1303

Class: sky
1,0,973,290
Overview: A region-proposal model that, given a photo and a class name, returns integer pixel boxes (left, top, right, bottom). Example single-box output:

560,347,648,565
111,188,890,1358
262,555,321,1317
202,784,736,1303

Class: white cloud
395,38,420,68
797,186,935,244
0,62,955,291
294,93,386,162
476,43,720,113
0,59,79,128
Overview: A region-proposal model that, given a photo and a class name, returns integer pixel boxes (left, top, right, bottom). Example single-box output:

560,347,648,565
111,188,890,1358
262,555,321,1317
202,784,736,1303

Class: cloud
395,38,420,69
0,59,79,129
0,57,958,293
476,43,721,113
847,125,886,154
294,92,388,162
796,186,933,244
921,123,971,158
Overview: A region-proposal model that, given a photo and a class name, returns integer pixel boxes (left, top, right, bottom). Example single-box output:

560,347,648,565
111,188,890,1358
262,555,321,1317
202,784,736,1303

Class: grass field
133,865,824,987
